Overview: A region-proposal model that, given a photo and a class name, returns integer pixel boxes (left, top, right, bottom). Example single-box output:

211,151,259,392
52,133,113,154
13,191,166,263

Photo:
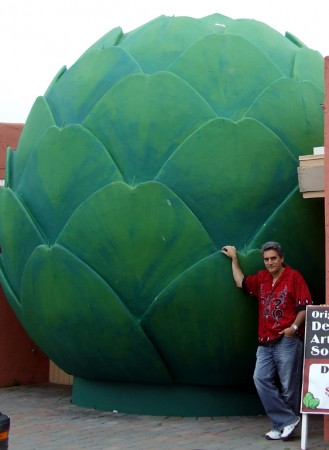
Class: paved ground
0,383,328,450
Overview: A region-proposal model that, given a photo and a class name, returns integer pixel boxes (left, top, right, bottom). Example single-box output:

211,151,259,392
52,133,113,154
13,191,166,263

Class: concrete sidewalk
0,383,327,450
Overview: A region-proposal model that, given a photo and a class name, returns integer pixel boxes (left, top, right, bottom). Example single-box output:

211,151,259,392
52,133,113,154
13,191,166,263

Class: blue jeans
253,336,303,431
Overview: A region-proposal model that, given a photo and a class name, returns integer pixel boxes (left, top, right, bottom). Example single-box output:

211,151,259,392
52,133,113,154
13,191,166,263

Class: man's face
263,249,284,276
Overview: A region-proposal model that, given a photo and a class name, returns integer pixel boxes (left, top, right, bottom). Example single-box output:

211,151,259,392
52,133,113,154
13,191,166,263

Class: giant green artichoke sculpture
0,14,324,414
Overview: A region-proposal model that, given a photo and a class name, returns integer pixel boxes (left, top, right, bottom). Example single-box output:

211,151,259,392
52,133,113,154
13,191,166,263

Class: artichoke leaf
224,19,297,77
57,181,216,317
142,251,260,385
293,47,324,90
46,46,143,125
169,33,283,119
245,78,324,157
80,26,124,56
21,244,172,383
120,15,222,73
0,188,45,298
4,147,15,188
44,65,67,96
200,13,233,31
11,97,56,190
156,117,296,248
83,72,216,183
17,124,123,243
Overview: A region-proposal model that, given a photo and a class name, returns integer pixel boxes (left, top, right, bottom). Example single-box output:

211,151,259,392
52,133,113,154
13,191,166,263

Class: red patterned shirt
242,265,312,345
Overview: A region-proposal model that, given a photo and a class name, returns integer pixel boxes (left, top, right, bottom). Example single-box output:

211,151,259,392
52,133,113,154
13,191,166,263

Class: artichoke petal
46,46,143,125
156,117,296,247
0,188,45,298
44,65,67,96
4,147,15,188
200,13,233,31
169,34,283,119
120,15,227,73
293,47,324,90
225,19,298,77
57,181,216,317
142,251,259,385
83,72,216,183
16,124,123,243
81,26,124,55
245,78,324,157
21,244,172,383
11,97,56,189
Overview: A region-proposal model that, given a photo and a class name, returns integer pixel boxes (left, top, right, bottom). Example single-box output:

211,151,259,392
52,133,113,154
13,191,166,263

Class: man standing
221,241,312,441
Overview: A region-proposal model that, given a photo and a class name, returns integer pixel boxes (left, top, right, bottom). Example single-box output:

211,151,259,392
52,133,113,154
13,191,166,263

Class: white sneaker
265,429,282,440
281,417,300,440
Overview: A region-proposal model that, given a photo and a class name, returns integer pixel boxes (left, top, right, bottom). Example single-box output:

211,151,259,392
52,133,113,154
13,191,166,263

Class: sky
1,0,328,123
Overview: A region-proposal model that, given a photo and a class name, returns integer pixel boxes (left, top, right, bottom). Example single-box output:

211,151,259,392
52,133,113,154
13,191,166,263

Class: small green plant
303,392,320,409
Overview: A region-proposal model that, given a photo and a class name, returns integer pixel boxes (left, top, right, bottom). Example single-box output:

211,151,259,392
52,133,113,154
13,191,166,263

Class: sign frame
301,304,329,415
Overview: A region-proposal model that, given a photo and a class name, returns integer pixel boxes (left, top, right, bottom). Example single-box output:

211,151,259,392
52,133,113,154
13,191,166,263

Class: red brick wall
0,287,49,386
0,123,23,179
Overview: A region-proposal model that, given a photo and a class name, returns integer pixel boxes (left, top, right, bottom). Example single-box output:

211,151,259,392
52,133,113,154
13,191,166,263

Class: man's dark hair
261,241,283,257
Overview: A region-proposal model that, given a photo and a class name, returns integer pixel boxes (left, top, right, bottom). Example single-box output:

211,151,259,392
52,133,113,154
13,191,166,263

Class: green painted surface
72,378,264,417
0,14,324,415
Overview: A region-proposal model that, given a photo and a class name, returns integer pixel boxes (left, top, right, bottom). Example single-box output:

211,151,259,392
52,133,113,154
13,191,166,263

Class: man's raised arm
221,245,244,288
